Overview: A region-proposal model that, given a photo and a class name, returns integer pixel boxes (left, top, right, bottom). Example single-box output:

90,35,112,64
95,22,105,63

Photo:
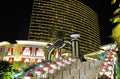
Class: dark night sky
0,0,118,45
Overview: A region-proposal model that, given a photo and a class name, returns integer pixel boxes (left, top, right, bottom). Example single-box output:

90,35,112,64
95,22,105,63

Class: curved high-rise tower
28,0,101,54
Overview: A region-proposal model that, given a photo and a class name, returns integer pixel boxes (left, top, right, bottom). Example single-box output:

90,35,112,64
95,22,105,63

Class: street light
70,34,80,58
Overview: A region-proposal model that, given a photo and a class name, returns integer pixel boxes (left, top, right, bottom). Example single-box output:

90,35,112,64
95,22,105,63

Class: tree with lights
110,0,120,78
110,0,120,47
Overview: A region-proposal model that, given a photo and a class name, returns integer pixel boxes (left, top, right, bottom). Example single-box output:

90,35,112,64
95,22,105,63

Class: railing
96,50,117,79
23,57,101,79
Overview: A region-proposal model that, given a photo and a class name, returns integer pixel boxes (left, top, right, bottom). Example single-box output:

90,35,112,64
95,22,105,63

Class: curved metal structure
47,39,72,60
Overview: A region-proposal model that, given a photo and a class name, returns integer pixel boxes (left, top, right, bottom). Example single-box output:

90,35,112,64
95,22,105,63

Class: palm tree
48,25,65,42
48,25,58,42
110,0,120,46
56,31,65,40
110,1,120,78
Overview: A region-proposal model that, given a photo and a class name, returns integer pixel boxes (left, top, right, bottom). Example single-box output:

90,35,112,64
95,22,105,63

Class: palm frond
110,15,120,23
111,0,117,4
112,23,120,39
114,17,120,23
114,8,120,14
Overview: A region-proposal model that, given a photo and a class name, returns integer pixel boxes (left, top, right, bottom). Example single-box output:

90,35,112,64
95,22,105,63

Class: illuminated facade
2,41,46,62
28,0,101,54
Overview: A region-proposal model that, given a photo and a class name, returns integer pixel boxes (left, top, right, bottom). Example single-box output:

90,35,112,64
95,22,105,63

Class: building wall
2,43,46,62
0,46,5,60
28,0,101,54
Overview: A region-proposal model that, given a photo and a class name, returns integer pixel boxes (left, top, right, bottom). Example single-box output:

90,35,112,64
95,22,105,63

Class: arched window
6,47,13,56
21,47,32,56
34,48,44,56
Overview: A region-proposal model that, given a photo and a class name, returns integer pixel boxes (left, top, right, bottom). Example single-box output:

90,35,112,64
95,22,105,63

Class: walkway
55,59,102,79
77,60,102,79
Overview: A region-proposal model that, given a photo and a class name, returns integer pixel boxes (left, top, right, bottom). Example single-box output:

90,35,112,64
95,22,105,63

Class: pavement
61,59,102,79
78,60,102,79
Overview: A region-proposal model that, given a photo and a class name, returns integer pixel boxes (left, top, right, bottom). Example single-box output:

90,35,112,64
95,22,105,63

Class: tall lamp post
70,34,80,58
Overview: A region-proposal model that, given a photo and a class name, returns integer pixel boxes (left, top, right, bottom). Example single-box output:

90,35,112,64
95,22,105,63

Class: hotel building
28,0,101,54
